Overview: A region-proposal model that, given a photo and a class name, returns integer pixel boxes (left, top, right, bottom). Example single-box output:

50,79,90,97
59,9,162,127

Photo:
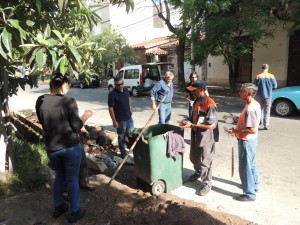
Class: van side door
124,68,140,91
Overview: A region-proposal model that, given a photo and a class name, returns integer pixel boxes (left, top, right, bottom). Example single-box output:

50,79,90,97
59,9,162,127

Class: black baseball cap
187,80,207,91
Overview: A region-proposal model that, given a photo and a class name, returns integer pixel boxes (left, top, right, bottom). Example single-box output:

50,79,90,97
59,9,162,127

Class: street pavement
9,81,300,225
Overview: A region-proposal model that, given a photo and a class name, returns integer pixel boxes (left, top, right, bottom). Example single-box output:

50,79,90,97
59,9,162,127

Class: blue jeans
238,138,259,200
158,102,172,124
117,117,134,155
47,143,82,213
255,96,271,127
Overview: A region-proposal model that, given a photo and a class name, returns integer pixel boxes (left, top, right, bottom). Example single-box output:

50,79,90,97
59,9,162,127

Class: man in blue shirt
150,71,174,124
253,64,277,130
108,77,134,158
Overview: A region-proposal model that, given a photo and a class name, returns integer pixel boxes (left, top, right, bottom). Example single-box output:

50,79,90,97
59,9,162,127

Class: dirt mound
0,173,251,225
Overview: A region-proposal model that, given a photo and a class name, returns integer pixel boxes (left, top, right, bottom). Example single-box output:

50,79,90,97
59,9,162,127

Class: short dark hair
114,76,123,83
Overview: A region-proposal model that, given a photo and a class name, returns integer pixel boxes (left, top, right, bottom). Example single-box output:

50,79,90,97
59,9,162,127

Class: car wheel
151,180,165,196
79,83,85,89
132,87,139,97
108,85,114,92
273,99,294,117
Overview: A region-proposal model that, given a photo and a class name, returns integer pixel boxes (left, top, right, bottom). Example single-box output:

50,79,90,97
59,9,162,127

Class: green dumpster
133,124,184,196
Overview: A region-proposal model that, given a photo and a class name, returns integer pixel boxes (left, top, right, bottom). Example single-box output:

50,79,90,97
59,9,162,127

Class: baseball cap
186,80,207,91
262,64,269,69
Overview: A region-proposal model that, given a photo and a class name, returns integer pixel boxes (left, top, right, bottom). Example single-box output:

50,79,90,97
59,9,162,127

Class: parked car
69,74,100,89
107,63,173,97
271,86,300,117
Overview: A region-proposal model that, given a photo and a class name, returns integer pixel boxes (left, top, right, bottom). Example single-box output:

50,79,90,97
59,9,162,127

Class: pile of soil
1,170,251,225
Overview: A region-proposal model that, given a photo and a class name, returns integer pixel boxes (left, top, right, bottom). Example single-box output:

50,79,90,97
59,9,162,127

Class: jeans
255,96,271,127
158,102,172,124
238,138,259,200
47,143,82,213
117,116,134,155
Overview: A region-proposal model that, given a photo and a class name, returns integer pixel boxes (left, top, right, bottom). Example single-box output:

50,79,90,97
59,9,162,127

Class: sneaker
233,194,255,202
263,126,268,130
53,202,69,218
188,172,201,182
68,209,85,223
199,185,211,196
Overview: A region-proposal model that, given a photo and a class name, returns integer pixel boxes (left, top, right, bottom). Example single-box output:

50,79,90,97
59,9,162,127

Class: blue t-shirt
108,87,131,122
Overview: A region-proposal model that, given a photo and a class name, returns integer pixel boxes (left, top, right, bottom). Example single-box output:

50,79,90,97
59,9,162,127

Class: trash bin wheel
151,180,165,196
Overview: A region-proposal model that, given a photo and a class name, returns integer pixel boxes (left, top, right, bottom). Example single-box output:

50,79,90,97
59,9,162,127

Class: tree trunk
228,63,237,92
176,39,186,88
0,58,12,173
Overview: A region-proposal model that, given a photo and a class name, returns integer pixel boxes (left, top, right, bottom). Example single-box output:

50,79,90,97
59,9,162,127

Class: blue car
271,86,300,117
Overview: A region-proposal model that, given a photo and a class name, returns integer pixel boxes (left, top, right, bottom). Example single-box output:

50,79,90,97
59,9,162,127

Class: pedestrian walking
36,73,92,223
150,71,174,124
183,80,219,196
253,64,277,130
227,83,261,201
108,77,134,158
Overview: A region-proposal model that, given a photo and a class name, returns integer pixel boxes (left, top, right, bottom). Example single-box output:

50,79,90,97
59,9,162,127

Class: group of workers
35,63,277,222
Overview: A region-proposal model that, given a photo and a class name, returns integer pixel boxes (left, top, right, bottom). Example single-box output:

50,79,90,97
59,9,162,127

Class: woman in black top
36,73,92,223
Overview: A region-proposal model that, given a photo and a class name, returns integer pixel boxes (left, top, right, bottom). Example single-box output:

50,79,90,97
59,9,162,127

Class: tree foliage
0,0,134,172
151,0,191,88
91,28,138,77
189,0,277,90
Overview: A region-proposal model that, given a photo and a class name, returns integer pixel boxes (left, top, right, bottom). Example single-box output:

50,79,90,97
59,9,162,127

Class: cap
186,80,207,91
262,64,269,69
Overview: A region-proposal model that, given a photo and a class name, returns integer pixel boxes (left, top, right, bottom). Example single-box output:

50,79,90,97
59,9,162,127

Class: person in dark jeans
108,77,134,158
36,73,93,223
150,71,174,124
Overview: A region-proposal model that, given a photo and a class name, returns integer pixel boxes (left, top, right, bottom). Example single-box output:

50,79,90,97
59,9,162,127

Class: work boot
188,172,201,182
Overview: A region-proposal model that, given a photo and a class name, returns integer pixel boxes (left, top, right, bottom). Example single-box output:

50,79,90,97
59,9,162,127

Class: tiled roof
145,47,168,55
131,36,178,55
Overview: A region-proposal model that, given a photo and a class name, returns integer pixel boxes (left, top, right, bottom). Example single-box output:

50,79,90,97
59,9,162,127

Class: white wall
98,0,180,45
252,22,290,87
206,22,290,87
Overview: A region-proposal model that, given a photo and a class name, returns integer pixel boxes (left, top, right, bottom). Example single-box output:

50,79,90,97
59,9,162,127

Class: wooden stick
107,92,169,186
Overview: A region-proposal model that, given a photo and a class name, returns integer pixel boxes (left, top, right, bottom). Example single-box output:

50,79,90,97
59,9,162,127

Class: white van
108,63,164,97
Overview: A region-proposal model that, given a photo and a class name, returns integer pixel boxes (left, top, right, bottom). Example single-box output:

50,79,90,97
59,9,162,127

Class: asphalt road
9,82,300,225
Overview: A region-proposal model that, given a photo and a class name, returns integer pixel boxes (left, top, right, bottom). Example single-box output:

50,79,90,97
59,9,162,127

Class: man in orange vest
228,83,261,201
183,80,219,196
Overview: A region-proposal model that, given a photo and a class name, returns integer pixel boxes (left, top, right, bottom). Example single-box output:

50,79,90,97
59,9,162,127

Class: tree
151,0,191,88
91,28,138,77
190,0,276,91
0,0,134,173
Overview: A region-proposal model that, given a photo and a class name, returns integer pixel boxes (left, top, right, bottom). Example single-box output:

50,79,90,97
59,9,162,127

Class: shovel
108,91,169,186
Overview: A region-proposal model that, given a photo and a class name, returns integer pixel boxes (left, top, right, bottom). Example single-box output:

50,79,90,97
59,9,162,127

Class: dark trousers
190,142,215,186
